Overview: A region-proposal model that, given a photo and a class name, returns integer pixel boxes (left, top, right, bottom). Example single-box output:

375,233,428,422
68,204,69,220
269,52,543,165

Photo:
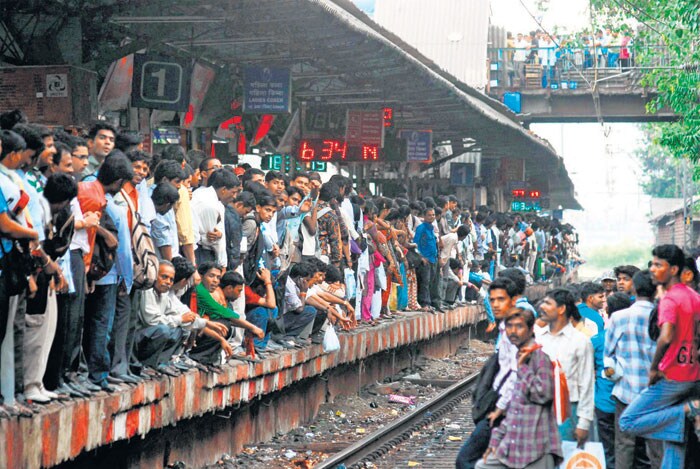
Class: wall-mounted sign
345,109,384,147
132,53,191,112
152,128,181,145
450,163,476,187
399,130,432,162
243,66,291,113
46,74,68,97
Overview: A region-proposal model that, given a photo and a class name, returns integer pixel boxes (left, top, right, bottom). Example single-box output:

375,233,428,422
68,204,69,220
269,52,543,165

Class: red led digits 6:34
296,139,383,163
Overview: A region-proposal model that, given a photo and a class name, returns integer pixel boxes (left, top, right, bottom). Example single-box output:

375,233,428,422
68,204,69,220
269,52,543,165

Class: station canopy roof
104,0,580,209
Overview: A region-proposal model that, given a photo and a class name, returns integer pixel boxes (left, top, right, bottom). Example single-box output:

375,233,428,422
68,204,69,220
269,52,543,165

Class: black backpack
87,211,119,283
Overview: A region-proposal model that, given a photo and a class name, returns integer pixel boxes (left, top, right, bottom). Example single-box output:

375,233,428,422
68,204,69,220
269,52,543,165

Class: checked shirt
489,347,563,468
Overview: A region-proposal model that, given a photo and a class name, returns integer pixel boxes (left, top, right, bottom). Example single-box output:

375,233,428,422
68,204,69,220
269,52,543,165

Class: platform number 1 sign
131,53,191,112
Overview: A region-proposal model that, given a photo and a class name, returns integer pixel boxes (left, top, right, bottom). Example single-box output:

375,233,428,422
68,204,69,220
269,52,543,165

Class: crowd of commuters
504,26,636,88
0,109,582,419
458,244,700,469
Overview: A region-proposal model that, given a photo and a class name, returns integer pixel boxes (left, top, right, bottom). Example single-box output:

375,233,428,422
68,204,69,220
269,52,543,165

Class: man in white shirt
536,287,595,447
513,33,530,87
439,225,470,306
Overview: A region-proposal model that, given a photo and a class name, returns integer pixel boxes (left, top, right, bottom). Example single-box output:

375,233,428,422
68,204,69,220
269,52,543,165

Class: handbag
552,358,571,425
0,239,34,297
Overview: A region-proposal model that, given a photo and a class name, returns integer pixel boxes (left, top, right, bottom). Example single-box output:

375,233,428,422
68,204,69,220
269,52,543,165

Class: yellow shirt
175,184,195,245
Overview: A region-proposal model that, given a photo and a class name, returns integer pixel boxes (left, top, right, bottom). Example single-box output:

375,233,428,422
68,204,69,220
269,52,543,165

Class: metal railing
488,44,669,90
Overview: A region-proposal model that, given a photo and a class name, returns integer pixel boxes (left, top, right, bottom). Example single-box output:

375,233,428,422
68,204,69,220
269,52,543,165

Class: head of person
650,244,685,286
318,182,339,204
305,257,328,285
489,277,519,320
153,159,185,189
30,124,55,170
220,270,245,302
606,292,632,318
290,171,310,195
208,168,240,204
87,122,117,161
151,181,180,214
614,265,640,295
566,283,582,304
255,193,278,223
632,269,655,300
160,144,186,164
43,173,78,214
423,207,436,224
324,265,343,286
154,260,176,295
498,268,527,297
126,150,151,185
539,288,578,324
265,170,285,196
449,258,462,274
9,124,43,169
242,168,265,186
234,191,257,217
285,186,304,207
198,157,222,186
50,141,74,175
96,152,134,195
456,225,469,241
308,171,322,190
681,256,700,290
69,135,90,174
172,256,196,291
580,281,605,310
0,129,27,169
505,307,536,348
290,261,317,284
197,262,223,292
115,131,143,153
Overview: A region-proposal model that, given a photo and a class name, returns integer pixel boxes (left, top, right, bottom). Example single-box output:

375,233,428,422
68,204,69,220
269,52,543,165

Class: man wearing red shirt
620,244,700,468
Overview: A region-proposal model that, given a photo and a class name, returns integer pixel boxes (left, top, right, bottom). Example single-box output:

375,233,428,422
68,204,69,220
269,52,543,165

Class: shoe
106,375,124,385
113,374,140,385
92,380,115,393
66,380,92,397
156,364,179,378
78,376,102,392
9,402,34,417
25,385,51,404
57,382,87,398
141,367,161,378
0,405,12,419
127,372,144,383
266,340,285,351
39,386,60,400
311,333,324,345
171,362,191,372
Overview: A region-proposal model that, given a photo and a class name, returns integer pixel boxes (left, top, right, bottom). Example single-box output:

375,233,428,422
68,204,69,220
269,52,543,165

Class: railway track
316,372,480,469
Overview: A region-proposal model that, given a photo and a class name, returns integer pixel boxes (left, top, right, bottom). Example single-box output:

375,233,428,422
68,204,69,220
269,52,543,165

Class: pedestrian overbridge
486,46,678,124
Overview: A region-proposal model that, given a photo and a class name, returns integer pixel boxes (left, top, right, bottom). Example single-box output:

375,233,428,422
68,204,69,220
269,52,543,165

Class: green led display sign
511,201,541,212
261,154,327,172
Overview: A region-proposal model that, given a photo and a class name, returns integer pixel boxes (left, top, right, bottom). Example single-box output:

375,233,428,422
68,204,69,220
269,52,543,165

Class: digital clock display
261,154,327,172
512,189,541,199
295,139,382,163
511,201,542,212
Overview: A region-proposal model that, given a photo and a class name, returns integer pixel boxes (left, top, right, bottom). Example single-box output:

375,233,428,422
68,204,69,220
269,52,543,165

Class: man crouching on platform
476,308,563,469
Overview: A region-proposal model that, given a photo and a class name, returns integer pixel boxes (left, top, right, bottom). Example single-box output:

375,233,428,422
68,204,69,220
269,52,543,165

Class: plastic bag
371,290,382,319
323,325,340,353
559,441,606,469
376,263,387,291
344,268,357,300
553,359,571,425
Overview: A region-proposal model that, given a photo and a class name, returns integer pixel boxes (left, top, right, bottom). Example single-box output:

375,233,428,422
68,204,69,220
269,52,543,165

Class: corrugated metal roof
374,0,491,89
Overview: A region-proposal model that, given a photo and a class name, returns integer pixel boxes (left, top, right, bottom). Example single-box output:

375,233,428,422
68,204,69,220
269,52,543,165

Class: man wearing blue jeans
619,245,700,468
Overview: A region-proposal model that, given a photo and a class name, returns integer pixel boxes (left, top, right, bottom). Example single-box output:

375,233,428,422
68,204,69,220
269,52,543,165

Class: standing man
537,288,595,447
619,245,700,468
476,308,563,469
605,270,663,468
615,265,640,298
578,282,605,333
82,122,117,180
456,278,519,469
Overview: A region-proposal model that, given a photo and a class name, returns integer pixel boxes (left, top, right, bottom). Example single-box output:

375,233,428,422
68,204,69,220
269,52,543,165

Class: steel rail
315,371,480,469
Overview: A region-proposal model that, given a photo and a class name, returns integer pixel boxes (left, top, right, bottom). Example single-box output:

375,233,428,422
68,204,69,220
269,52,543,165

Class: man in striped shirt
604,269,663,468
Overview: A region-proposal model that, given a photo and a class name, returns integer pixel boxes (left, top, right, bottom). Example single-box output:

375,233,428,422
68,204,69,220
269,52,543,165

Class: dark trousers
108,289,133,376
134,325,184,368
189,318,231,365
195,247,217,265
416,261,440,307
84,283,118,384
596,407,616,469
614,398,663,469
62,250,86,374
282,306,317,338
0,276,9,402
456,418,492,469
44,290,69,390
13,292,26,395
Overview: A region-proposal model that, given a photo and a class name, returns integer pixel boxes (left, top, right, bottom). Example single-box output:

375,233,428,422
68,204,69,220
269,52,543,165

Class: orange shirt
77,180,106,269
121,182,139,230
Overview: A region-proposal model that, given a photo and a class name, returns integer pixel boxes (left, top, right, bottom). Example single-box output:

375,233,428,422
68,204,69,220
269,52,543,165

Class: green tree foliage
636,124,690,198
592,0,700,163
